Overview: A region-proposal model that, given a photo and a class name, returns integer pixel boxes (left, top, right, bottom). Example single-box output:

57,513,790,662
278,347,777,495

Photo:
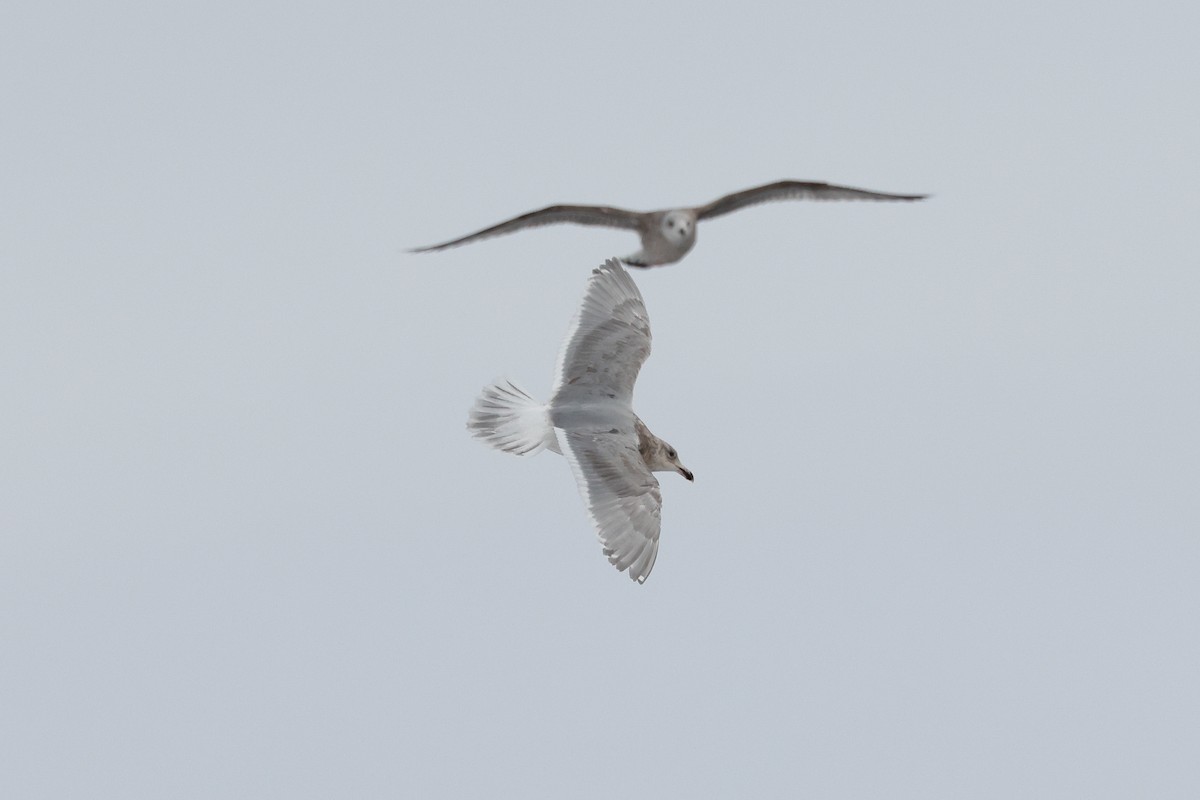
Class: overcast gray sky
3,1,1199,797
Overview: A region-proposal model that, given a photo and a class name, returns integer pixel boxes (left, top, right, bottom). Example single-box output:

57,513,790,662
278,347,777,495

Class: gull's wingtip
590,256,629,278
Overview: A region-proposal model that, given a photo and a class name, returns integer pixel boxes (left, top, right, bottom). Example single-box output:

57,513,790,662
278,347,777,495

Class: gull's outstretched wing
555,427,661,583
693,180,928,221
410,205,642,253
550,258,651,408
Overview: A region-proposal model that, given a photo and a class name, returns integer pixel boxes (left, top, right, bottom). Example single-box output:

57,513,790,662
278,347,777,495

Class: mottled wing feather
550,258,651,407
411,205,642,252
693,180,928,221
555,428,662,584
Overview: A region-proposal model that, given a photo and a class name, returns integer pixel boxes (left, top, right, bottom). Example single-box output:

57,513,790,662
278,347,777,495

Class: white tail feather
467,379,554,456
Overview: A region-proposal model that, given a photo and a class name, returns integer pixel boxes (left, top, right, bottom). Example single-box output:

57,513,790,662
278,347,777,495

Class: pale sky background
3,1,1199,797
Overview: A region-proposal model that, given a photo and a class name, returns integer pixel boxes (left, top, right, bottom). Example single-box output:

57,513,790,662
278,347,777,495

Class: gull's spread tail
467,379,555,456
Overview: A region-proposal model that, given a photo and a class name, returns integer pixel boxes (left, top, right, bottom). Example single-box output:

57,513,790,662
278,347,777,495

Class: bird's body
414,179,926,266
468,258,691,583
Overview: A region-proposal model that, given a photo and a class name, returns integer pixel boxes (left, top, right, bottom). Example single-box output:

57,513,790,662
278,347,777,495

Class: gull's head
660,210,696,246
651,439,694,483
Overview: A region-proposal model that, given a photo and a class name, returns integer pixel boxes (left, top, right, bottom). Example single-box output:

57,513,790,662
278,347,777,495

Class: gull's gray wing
549,258,651,408
410,204,643,253
692,180,928,221
555,427,661,583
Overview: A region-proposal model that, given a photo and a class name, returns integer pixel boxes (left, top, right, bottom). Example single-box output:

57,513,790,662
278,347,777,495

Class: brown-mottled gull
467,258,692,583
413,179,927,267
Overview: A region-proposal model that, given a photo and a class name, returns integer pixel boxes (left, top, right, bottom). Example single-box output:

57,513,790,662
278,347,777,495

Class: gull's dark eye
667,219,675,228
667,447,676,459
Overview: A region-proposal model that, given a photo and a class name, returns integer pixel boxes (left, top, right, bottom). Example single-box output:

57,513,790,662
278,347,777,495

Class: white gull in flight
413,179,927,267
468,258,692,583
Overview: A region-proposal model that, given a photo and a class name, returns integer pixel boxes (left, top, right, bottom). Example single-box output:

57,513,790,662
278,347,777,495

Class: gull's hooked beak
678,466,694,482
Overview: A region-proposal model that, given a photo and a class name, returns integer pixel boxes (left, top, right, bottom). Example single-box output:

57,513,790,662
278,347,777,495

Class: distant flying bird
412,179,927,267
468,258,692,583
